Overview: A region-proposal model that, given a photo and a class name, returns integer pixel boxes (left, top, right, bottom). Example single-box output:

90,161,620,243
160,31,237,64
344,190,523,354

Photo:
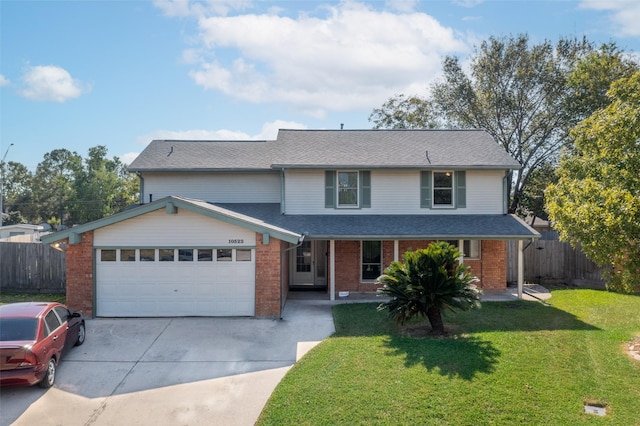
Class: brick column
480,240,507,290
65,231,94,316
255,233,282,318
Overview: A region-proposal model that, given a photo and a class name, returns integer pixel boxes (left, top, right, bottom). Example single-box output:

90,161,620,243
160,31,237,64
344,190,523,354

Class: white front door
293,240,314,285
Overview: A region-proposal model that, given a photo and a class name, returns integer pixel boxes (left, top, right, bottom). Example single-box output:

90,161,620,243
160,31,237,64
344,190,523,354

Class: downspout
279,232,307,319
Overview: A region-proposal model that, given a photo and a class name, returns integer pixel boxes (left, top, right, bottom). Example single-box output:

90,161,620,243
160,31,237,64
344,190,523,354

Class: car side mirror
71,312,82,318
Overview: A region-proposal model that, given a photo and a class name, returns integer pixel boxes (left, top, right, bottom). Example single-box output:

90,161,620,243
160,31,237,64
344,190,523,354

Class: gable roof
39,196,301,245
128,129,520,172
273,129,520,169
128,140,275,172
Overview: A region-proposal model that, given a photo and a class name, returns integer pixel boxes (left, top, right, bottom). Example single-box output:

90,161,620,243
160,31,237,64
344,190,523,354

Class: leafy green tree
32,149,82,225
70,146,138,223
5,146,138,227
565,43,639,123
516,161,557,224
370,94,440,129
546,72,640,293
376,242,481,335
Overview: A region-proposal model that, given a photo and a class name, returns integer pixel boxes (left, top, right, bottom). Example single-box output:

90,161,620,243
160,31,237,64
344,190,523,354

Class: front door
292,240,327,287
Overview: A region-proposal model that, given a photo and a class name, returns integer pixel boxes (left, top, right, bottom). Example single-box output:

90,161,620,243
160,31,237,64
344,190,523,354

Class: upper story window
421,170,466,209
325,170,371,209
338,171,359,207
433,171,453,206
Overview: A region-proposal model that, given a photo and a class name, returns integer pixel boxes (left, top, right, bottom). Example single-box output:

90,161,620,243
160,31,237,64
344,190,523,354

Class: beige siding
94,209,256,247
284,169,504,214
142,172,281,203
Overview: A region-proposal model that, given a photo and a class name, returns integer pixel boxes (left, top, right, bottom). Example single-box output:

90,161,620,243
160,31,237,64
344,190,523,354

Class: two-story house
41,129,539,318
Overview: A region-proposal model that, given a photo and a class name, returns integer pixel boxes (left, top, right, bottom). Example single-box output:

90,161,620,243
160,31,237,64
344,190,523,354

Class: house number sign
228,239,244,244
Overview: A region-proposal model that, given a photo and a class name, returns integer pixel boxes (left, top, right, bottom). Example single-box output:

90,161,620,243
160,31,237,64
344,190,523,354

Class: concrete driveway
0,299,336,426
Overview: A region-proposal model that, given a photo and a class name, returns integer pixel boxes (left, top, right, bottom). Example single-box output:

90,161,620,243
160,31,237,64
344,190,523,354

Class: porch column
329,239,335,301
517,239,524,299
393,240,399,262
458,240,464,266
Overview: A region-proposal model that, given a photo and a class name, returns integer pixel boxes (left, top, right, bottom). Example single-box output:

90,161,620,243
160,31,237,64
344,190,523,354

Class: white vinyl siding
141,172,281,203
94,209,256,247
285,169,504,214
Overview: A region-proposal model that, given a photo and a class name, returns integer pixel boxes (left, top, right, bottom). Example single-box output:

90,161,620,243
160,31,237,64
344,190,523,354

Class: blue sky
1,0,639,170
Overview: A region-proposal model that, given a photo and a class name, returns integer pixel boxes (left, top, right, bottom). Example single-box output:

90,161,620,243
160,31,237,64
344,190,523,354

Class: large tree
376,242,481,335
370,35,638,214
546,72,640,293
3,146,138,227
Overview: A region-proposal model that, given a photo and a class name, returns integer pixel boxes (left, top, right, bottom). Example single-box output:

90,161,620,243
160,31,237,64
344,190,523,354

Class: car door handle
53,336,58,341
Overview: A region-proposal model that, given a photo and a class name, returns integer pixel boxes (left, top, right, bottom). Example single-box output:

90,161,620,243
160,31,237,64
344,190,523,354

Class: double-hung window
420,170,466,209
338,171,359,207
325,170,371,209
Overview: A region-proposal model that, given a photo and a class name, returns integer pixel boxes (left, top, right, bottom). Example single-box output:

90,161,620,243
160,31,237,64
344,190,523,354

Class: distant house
41,129,539,318
0,224,45,242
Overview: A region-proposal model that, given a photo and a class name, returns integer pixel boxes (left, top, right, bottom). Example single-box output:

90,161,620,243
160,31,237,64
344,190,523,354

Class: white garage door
96,248,255,317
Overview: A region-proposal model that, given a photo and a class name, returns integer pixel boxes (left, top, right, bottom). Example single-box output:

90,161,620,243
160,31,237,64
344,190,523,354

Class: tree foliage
370,35,639,214
376,242,481,335
546,72,640,293
1,146,138,227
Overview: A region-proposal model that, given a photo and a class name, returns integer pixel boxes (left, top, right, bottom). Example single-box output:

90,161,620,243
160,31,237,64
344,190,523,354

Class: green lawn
258,289,640,425
0,293,66,305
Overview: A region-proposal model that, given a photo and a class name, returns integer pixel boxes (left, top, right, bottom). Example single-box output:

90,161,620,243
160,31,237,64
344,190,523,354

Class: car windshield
0,318,38,341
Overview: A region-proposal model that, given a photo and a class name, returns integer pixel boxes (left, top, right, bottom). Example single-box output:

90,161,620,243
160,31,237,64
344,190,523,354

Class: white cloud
20,65,90,102
579,0,640,37
385,0,418,13
0,74,9,87
167,1,469,117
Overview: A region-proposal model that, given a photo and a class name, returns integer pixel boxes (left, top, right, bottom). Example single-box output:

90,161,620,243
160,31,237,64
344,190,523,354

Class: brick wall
65,232,94,316
255,233,282,318
478,240,507,290
331,239,508,294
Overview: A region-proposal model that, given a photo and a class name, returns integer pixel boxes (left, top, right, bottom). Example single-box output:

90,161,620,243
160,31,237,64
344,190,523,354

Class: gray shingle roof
215,203,539,240
128,129,520,172
128,140,276,171
273,129,520,169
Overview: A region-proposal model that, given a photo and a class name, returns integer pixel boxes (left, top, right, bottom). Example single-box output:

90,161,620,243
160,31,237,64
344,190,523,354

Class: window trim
361,240,383,282
421,170,466,209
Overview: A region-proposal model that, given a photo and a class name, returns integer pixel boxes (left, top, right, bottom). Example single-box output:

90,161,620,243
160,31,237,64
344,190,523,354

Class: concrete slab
0,299,335,426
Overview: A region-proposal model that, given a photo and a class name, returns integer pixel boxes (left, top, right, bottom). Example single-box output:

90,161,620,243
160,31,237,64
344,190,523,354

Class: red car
0,302,85,388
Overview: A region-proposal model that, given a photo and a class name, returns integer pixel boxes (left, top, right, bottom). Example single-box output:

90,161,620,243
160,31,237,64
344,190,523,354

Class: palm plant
376,242,481,335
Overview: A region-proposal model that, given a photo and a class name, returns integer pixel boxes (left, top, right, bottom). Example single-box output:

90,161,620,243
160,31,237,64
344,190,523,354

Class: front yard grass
258,289,640,425
0,292,66,305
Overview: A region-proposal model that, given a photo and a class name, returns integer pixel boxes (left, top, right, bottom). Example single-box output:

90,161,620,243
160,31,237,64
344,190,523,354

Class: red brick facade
65,231,94,317
254,233,283,317
62,231,507,318
330,239,508,296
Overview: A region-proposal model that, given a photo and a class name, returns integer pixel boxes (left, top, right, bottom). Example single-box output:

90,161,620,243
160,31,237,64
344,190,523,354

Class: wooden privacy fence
0,242,66,293
507,239,607,288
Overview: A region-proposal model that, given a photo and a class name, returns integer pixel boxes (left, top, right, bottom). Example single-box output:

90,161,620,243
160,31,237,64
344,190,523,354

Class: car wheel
75,322,86,346
39,358,56,388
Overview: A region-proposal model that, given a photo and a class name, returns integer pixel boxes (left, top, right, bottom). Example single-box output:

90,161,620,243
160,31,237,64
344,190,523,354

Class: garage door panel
96,250,255,317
